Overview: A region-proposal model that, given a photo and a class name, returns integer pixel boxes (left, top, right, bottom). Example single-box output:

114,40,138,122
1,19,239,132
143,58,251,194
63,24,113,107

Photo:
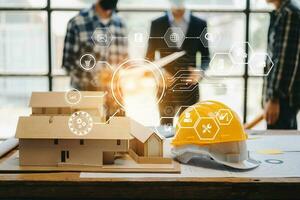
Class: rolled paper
0,138,19,158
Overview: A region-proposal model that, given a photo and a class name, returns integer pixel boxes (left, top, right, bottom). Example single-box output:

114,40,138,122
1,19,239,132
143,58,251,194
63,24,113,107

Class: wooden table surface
1,130,300,200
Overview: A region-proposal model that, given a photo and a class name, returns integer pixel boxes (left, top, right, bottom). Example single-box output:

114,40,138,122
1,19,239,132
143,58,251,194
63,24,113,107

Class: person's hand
187,67,202,84
264,99,280,125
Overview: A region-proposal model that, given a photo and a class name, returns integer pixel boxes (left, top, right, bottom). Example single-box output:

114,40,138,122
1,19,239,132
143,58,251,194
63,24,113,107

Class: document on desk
80,135,300,178
0,138,18,158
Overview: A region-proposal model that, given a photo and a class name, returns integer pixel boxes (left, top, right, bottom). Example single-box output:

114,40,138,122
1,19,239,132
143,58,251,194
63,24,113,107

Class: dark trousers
267,98,298,130
159,83,199,125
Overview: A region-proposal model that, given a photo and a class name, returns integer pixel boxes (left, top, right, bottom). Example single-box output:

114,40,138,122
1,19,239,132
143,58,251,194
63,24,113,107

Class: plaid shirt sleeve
266,9,300,101
62,19,80,74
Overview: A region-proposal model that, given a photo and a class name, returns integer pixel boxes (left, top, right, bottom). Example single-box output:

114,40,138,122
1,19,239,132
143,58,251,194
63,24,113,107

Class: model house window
117,140,121,145
80,139,84,145
61,151,66,162
54,139,58,145
61,150,69,162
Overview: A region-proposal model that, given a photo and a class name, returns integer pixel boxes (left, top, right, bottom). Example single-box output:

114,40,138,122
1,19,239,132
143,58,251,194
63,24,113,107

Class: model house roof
29,92,105,108
16,116,133,140
129,119,164,143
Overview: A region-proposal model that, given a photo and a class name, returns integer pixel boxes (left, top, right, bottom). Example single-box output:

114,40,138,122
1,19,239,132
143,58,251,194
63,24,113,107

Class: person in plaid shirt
263,0,300,129
62,0,128,117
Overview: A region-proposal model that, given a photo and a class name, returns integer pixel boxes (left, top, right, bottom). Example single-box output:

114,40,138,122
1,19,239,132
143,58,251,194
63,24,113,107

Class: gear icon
68,111,93,136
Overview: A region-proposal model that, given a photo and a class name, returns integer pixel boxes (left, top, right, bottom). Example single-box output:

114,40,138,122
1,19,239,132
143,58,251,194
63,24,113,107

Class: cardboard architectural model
15,92,171,167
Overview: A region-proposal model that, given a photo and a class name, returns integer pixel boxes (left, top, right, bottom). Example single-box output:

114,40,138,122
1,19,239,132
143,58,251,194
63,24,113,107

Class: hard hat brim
172,144,260,170
211,156,260,170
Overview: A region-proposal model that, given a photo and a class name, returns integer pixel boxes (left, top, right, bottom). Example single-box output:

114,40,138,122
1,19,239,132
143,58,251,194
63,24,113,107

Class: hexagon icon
177,107,201,128
207,53,235,76
249,53,274,76
200,27,221,48
164,27,185,48
91,27,113,47
129,28,149,47
195,117,220,141
230,42,253,64
216,109,233,125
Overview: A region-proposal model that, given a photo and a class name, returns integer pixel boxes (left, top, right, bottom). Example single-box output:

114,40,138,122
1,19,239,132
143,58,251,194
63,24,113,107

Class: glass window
51,0,94,8
51,0,246,9
199,78,244,119
51,11,78,75
249,13,269,76
0,77,48,138
119,12,163,59
52,76,70,91
247,77,266,130
195,13,246,76
0,12,48,74
0,0,46,8
250,0,273,10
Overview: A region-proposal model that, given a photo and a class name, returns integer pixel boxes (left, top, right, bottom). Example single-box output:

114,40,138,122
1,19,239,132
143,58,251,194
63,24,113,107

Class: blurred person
146,0,210,125
62,0,127,116
263,0,300,129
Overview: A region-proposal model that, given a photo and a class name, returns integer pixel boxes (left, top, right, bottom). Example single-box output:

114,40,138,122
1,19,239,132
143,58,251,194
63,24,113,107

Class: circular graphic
164,106,174,116
265,159,284,164
204,33,214,41
68,111,93,136
80,54,96,71
111,59,166,109
65,88,81,105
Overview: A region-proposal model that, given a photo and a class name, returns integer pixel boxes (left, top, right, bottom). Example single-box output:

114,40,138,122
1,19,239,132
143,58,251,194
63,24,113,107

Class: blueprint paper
81,135,300,178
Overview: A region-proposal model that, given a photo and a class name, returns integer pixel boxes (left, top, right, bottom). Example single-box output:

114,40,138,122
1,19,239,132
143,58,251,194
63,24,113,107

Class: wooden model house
129,119,171,164
16,92,171,167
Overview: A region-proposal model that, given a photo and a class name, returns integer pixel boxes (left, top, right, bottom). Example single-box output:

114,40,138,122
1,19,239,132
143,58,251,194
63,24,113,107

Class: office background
0,0,299,138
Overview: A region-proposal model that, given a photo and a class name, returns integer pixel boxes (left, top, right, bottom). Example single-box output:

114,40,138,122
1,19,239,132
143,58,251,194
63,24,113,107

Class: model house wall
129,133,163,157
16,116,133,166
30,92,106,120
19,139,128,166
145,134,163,157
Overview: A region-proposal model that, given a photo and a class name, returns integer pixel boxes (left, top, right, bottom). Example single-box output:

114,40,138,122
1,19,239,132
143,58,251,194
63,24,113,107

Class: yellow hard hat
171,101,259,170
172,100,247,146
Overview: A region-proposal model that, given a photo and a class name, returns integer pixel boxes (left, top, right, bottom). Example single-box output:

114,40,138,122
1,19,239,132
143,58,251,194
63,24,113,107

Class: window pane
52,76,71,91
199,78,244,120
51,0,246,9
51,11,78,75
247,77,266,130
119,12,163,59
250,0,273,10
195,13,245,75
0,12,48,74
0,77,48,138
249,13,269,76
0,0,46,8
51,0,95,8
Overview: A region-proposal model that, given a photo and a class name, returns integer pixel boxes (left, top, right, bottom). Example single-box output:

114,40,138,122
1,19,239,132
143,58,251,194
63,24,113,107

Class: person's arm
62,19,80,74
266,11,300,101
198,21,210,71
